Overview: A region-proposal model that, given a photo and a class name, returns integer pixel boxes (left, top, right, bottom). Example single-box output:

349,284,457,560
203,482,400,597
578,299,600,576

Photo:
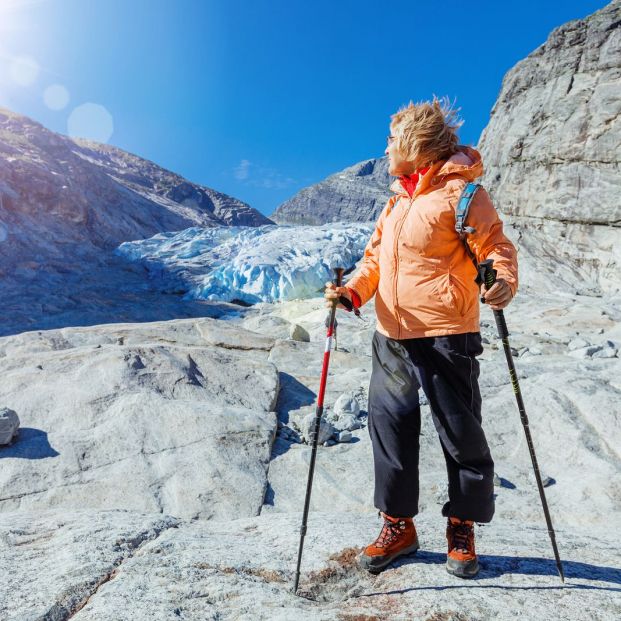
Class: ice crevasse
115,223,374,304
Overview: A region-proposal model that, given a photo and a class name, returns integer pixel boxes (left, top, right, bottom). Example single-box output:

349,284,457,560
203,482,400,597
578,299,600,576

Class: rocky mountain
0,107,273,336
0,107,271,265
270,157,390,225
479,0,621,296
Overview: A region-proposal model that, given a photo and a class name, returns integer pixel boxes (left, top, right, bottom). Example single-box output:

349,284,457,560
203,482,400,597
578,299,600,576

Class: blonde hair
390,96,463,166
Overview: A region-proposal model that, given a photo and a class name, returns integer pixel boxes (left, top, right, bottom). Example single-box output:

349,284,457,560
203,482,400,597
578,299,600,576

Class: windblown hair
390,96,463,166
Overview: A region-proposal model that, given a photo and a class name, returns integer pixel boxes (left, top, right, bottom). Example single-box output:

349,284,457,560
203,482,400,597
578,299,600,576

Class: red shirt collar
399,166,431,198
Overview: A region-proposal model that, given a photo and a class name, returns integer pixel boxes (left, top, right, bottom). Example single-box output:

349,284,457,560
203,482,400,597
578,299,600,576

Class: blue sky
0,0,608,216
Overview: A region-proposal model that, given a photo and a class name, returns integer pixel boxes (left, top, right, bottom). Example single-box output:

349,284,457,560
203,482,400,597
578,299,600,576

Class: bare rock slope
270,157,390,225
479,0,621,295
0,293,619,619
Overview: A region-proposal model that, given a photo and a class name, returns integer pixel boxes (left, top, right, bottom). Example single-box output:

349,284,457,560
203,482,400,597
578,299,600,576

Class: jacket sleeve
466,187,519,297
345,195,397,306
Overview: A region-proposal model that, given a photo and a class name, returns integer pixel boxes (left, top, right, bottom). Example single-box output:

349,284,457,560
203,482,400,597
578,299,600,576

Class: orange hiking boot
359,512,419,573
446,517,479,578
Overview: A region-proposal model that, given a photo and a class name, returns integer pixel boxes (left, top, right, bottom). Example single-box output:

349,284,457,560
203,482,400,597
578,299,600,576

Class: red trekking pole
293,266,344,595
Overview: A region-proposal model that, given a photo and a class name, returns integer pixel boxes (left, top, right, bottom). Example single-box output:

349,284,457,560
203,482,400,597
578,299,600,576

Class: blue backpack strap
455,182,480,238
455,182,483,278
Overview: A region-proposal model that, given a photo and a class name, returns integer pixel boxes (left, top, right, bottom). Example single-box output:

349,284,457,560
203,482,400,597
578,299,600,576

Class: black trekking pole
479,259,564,583
293,266,345,595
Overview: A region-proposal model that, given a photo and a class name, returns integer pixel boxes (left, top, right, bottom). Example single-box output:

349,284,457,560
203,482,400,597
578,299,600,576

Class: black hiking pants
368,330,495,523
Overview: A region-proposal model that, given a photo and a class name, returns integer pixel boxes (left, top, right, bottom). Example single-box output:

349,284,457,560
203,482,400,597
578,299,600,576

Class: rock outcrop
479,1,621,294
0,318,279,519
270,157,390,225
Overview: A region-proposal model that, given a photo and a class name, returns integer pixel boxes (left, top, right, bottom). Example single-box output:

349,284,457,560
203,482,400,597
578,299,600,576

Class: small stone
592,346,618,359
493,472,502,487
289,324,310,342
332,413,362,432
568,337,590,351
333,393,360,418
0,408,20,445
529,472,554,487
301,413,336,445
569,345,603,359
338,431,352,443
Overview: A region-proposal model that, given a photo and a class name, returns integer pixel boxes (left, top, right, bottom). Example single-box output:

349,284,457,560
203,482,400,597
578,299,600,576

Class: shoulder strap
455,182,482,278
455,182,480,237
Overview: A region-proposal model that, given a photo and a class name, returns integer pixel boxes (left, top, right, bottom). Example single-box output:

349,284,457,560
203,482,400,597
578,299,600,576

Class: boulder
0,407,19,445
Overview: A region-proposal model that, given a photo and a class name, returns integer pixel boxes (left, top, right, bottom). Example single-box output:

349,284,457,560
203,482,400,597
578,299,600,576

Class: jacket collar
389,146,483,199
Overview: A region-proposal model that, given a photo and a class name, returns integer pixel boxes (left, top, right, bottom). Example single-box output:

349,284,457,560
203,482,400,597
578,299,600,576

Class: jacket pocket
434,270,471,317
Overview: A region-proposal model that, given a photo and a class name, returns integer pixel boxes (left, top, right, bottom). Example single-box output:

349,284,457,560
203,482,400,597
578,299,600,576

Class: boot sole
446,556,479,578
359,540,420,574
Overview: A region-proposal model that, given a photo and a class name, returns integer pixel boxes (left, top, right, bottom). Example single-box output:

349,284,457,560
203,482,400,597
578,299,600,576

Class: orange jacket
347,147,518,339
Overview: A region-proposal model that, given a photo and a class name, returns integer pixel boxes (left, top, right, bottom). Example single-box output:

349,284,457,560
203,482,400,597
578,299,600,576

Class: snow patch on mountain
115,223,374,304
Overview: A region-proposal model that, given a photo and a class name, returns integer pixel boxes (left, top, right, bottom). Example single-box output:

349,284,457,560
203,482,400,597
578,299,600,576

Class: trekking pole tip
558,562,565,583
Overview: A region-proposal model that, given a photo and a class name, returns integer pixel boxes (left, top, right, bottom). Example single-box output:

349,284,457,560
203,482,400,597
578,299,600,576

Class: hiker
324,98,518,578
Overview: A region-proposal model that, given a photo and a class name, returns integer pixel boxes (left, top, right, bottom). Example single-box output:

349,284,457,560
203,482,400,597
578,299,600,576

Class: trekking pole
293,266,344,595
479,259,564,583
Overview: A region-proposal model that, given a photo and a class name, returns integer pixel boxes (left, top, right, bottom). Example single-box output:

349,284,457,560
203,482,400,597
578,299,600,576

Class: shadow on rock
275,372,316,424
357,552,621,596
0,428,60,459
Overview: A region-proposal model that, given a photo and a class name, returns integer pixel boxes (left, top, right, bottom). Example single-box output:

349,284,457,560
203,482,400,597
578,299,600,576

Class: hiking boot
359,512,419,573
446,517,479,578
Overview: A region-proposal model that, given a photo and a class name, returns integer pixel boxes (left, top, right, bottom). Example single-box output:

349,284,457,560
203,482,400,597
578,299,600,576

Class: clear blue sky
0,0,608,216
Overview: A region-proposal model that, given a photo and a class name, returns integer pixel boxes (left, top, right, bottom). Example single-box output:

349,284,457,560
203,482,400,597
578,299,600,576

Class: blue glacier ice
115,223,374,304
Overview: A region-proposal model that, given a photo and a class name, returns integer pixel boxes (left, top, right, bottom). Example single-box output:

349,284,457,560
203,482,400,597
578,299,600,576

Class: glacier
115,223,374,304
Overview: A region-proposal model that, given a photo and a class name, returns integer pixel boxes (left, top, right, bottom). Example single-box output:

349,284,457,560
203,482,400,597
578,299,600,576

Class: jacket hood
390,146,484,197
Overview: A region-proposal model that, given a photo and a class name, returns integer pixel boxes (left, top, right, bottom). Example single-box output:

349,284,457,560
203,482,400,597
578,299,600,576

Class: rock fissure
59,520,179,621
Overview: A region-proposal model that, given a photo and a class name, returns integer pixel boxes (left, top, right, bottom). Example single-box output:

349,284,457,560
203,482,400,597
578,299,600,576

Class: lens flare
67,102,114,143
8,55,39,86
43,83,69,110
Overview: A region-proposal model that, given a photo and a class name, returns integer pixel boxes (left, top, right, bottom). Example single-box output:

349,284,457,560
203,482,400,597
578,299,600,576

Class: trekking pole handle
479,258,509,339
478,259,497,302
333,267,345,290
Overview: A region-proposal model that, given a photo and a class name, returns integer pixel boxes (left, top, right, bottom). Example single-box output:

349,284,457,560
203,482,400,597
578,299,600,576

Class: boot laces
374,517,406,548
450,520,473,553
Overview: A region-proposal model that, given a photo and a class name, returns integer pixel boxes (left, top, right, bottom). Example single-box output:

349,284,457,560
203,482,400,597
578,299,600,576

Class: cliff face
270,157,390,225
478,1,621,294
0,107,272,268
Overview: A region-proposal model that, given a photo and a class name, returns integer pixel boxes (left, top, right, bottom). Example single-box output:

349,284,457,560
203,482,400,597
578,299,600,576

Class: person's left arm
465,186,518,310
